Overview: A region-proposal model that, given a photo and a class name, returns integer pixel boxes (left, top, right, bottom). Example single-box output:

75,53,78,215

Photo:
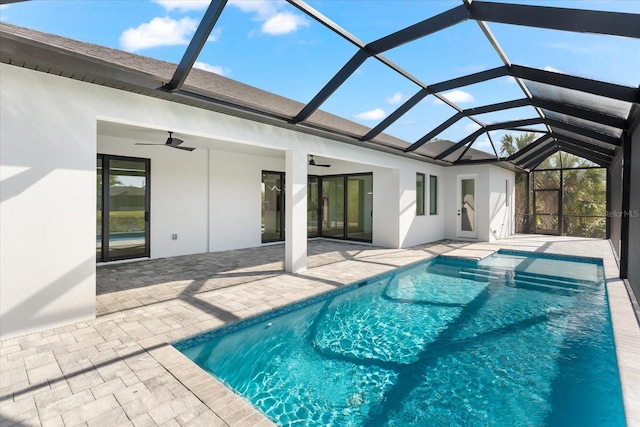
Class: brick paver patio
1,237,638,426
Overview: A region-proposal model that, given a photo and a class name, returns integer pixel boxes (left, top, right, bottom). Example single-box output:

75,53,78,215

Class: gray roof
0,22,496,166
5,0,637,172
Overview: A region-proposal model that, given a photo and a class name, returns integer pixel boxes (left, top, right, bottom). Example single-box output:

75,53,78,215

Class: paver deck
1,236,638,426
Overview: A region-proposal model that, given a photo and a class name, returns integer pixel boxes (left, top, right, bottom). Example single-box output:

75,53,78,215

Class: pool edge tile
150,343,277,427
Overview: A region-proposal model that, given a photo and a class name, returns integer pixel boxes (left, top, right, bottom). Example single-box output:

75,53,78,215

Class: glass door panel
322,176,345,238
107,159,149,260
347,175,373,242
458,176,477,238
96,157,103,260
307,176,319,238
262,172,284,243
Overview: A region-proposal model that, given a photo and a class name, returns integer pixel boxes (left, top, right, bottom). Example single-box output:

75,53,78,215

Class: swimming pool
176,250,625,426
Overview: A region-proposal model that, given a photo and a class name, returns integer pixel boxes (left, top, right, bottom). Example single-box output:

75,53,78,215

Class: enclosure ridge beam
433,118,542,159
545,118,621,146
531,97,628,129
507,134,553,161
552,135,617,157
556,142,612,167
511,65,639,104
405,97,528,152
521,144,559,170
469,1,640,39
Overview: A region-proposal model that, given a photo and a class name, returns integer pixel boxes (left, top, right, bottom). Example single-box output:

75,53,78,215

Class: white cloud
193,61,229,76
120,17,197,52
385,92,405,105
262,12,309,35
228,0,280,19
152,0,210,12
465,122,481,132
355,108,386,121
433,89,475,104
472,138,494,153
0,4,9,21
229,0,308,35
207,28,222,42
544,65,564,74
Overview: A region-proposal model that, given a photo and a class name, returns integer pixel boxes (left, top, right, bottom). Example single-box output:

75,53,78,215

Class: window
416,173,425,215
429,175,438,215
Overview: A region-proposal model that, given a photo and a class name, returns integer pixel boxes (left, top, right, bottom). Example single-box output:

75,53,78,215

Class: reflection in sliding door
347,175,372,242
322,176,345,238
107,159,149,260
97,155,150,262
307,176,319,238
262,171,284,243
96,157,103,260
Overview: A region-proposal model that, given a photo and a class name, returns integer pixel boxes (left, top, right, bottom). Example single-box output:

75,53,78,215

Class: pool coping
153,246,639,427
147,341,275,427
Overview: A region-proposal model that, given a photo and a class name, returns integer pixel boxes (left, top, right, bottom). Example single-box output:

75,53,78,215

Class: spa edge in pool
175,250,625,427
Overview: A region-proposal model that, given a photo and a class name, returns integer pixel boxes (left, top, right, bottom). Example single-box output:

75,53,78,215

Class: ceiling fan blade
172,145,196,151
317,164,331,167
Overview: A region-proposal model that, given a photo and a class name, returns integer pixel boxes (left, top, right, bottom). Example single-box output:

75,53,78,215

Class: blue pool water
176,250,625,426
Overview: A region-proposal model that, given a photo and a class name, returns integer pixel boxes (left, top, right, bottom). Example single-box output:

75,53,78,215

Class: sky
1,0,639,154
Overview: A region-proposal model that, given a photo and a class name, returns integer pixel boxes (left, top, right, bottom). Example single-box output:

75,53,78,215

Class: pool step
438,266,589,295
508,278,583,296
458,268,507,282
428,262,598,295
514,271,599,289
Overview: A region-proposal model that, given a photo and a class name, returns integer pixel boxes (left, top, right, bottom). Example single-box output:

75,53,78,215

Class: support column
285,148,307,273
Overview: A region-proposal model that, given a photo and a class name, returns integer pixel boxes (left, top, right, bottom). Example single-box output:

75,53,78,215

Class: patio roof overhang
1,0,638,171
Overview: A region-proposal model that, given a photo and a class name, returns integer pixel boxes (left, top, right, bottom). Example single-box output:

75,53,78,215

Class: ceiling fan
308,155,330,167
135,131,195,151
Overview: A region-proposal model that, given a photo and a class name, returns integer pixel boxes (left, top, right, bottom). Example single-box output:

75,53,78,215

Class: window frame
416,173,426,216
429,175,438,215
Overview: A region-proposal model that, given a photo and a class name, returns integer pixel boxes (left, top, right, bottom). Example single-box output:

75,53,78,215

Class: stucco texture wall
0,64,456,338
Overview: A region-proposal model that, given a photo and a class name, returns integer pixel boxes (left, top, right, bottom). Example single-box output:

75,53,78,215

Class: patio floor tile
1,238,637,426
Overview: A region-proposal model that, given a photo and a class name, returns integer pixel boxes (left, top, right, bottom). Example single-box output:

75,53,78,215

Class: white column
285,148,307,273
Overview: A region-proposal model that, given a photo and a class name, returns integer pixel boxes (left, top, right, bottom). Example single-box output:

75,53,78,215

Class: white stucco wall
489,166,516,241
1,66,98,339
209,151,284,252
443,164,515,242
1,63,515,338
98,135,210,258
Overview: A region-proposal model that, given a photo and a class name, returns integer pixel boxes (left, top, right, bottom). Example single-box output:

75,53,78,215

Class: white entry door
457,175,477,239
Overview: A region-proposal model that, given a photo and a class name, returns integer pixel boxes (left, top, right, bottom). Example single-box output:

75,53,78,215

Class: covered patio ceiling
1,0,639,170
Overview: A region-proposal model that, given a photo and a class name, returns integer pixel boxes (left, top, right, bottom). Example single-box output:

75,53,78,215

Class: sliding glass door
307,173,372,242
321,176,345,238
262,171,285,243
307,176,319,238
97,155,150,262
347,175,373,241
